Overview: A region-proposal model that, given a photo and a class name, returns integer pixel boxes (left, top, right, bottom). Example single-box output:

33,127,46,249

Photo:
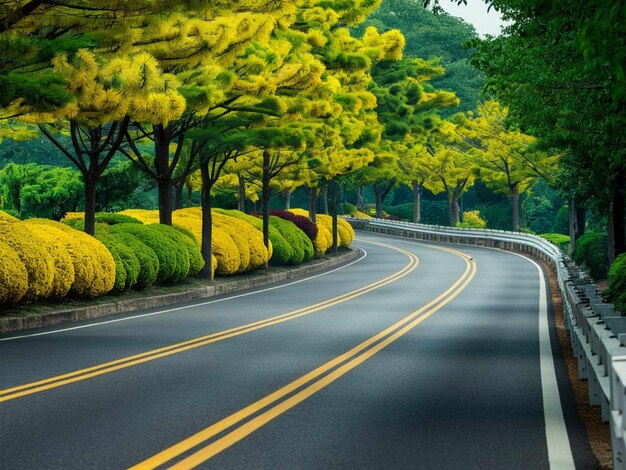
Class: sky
438,1,510,37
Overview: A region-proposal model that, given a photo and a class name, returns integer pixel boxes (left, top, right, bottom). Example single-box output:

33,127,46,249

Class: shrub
111,224,188,283
573,232,608,280
0,210,18,223
119,209,161,224
313,213,354,248
23,221,76,298
147,224,196,281
214,215,250,271
269,216,313,264
171,208,234,276
96,232,141,291
214,211,268,270
271,210,318,241
30,219,116,298
604,253,626,313
314,224,333,256
0,240,29,304
340,202,358,216
109,231,159,289
457,210,487,229
541,233,571,252
63,212,143,230
172,226,205,275
0,223,56,300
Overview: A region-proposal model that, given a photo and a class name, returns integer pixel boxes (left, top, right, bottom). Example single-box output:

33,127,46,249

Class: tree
454,101,557,231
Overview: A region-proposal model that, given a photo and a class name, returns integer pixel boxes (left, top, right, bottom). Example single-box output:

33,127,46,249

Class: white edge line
496,249,575,469
386,235,575,468
0,248,368,342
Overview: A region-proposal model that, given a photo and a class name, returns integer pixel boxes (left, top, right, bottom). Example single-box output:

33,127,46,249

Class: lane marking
130,245,476,469
0,241,418,403
502,251,575,469
0,249,369,342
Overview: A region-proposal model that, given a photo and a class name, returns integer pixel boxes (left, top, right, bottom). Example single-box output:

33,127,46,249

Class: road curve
0,233,596,468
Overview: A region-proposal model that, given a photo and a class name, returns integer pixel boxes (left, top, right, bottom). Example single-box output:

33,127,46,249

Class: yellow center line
0,241,417,403
130,244,476,470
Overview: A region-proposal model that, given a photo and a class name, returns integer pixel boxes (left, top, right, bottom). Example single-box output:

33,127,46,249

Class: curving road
0,233,596,469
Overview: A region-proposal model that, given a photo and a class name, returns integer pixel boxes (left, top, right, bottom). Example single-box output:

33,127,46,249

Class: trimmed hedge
541,233,571,252
63,212,143,230
109,231,159,289
0,239,29,304
29,219,116,298
271,210,318,241
96,231,142,291
111,223,189,284
573,232,608,280
269,216,314,264
23,221,76,298
291,210,354,249
148,223,203,278
314,224,333,256
605,253,626,313
0,223,56,300
119,209,160,224
0,210,18,223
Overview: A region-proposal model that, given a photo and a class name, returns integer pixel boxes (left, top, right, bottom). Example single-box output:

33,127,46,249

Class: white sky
438,1,510,37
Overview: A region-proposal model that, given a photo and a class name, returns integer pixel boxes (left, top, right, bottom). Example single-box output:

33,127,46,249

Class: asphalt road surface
0,233,597,469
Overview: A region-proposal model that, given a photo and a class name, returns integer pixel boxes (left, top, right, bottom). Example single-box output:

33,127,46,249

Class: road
0,233,596,469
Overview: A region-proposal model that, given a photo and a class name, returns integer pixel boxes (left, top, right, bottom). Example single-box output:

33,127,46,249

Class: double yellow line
0,241,418,404
131,245,476,469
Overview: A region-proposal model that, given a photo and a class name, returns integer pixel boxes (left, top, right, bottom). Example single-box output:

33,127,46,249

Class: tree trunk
569,198,586,254
308,186,317,223
154,124,173,225
83,171,98,236
321,184,329,214
330,180,338,255
412,180,421,223
157,179,173,225
261,150,271,249
511,188,520,232
174,181,184,210
187,184,193,208
284,189,291,210
238,174,246,212
373,185,383,218
449,197,460,226
199,165,214,280
609,167,626,263
356,186,364,212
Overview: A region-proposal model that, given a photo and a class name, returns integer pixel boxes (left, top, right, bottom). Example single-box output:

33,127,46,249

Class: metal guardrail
345,217,624,468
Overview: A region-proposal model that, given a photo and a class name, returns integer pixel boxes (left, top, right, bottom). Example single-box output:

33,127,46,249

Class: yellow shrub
215,212,268,269
0,240,29,304
0,210,18,223
23,220,75,298
119,209,161,224
314,224,333,256
338,217,355,246
0,223,55,300
289,210,354,248
31,219,116,298
61,212,83,221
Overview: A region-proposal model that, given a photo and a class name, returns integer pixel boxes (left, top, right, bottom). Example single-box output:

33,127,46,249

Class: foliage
0,222,56,300
271,210,318,241
540,233,571,252
0,239,29,304
457,210,486,229
95,230,142,291
22,221,75,297
0,163,83,220
107,231,159,289
573,232,609,280
27,219,116,298
384,201,449,225
604,254,626,314
63,211,143,230
269,216,313,264
0,209,18,222
147,224,191,283
110,223,186,284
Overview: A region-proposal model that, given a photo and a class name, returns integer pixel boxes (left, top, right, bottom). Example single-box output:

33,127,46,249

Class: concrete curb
0,249,362,335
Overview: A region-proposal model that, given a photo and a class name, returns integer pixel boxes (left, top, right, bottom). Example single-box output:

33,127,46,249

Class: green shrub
172,226,205,275
605,253,626,313
63,212,143,231
148,224,201,280
96,232,141,291
270,216,313,264
541,233,571,252
110,231,159,289
111,224,187,284
340,202,358,216
573,232,608,279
